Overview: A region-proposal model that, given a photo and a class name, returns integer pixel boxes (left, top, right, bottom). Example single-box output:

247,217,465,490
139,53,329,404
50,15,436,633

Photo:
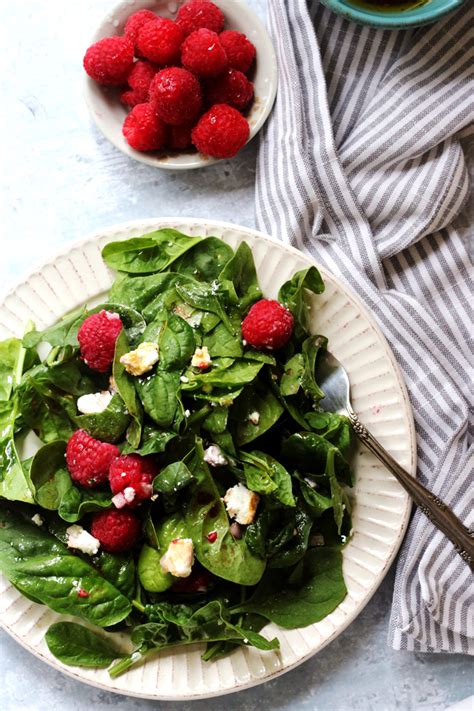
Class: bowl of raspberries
83,0,277,169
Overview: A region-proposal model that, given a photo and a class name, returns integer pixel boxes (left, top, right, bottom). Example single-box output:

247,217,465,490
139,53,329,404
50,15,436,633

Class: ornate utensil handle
348,409,474,572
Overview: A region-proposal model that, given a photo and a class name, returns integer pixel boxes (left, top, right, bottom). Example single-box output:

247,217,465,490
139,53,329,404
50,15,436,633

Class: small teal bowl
320,0,466,29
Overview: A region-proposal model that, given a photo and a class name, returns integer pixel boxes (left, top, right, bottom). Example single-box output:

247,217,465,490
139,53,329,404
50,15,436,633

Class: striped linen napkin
255,0,473,653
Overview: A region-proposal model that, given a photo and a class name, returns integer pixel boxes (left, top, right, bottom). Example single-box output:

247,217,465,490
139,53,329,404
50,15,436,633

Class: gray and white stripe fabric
255,0,473,653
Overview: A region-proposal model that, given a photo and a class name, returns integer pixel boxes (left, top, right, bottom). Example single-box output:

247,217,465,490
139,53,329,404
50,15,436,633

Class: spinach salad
0,230,353,677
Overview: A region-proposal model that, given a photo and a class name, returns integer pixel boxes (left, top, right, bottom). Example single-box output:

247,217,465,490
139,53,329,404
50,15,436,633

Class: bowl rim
83,0,278,170
320,0,466,28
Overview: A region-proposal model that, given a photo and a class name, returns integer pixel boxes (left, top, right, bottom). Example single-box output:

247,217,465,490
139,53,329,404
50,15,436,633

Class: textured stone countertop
0,2,472,709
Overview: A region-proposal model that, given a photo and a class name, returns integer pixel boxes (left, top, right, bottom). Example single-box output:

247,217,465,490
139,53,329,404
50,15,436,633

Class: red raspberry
176,1,225,36
181,29,228,78
149,68,202,125
91,509,141,553
168,123,194,150
66,430,119,489
242,300,294,350
137,17,184,65
122,103,168,151
124,9,157,45
219,30,256,74
78,310,122,373
205,69,253,111
120,61,159,107
109,454,156,508
83,36,134,86
192,104,249,158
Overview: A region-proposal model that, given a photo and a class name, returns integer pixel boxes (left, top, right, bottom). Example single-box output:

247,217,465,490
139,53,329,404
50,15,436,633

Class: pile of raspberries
83,1,257,159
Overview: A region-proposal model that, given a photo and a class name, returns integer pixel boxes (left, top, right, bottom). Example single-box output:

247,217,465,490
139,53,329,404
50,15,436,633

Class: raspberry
91,509,141,553
192,104,249,158
205,69,253,111
122,103,168,151
83,36,134,86
170,567,216,593
219,30,256,74
78,310,122,373
242,300,294,350
124,9,157,46
168,123,194,150
137,18,184,65
176,1,225,36
120,61,159,107
149,68,202,126
109,454,156,508
181,29,228,78
66,430,119,489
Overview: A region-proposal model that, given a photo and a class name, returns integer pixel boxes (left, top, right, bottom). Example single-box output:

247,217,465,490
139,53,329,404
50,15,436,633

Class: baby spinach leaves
231,384,284,446
279,266,325,339
233,547,346,628
219,241,262,311
0,507,131,626
113,331,143,448
74,393,130,443
239,451,296,507
45,622,125,668
102,229,202,274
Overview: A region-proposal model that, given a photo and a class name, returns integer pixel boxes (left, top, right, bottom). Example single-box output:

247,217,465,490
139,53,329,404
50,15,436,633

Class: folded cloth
255,0,473,653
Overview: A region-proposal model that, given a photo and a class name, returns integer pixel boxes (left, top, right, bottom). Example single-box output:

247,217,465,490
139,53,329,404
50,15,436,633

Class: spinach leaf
281,432,352,486
29,440,68,509
153,461,194,494
219,241,262,311
301,335,327,404
278,266,325,339
233,547,346,628
203,321,243,358
109,272,188,315
122,426,176,455
0,507,132,626
0,336,35,504
157,313,195,370
185,359,264,389
306,411,352,459
136,371,181,429
267,507,312,569
231,384,284,446
239,451,296,507
19,381,76,443
94,551,136,598
174,237,233,281
45,622,124,668
0,338,22,400
58,485,112,523
175,282,234,334
295,472,334,517
202,406,228,434
280,353,305,396
185,441,266,585
109,600,278,678
102,229,202,274
326,447,344,534
74,393,130,443
113,330,143,448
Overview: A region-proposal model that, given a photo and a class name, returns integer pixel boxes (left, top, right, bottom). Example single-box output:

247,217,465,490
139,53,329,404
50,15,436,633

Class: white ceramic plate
0,218,415,700
84,0,278,170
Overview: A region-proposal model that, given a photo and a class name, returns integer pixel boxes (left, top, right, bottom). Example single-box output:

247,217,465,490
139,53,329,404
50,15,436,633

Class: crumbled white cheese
120,342,159,376
191,346,212,369
223,483,260,525
160,538,194,578
248,410,260,425
242,339,247,346
31,513,43,527
112,492,127,509
180,375,189,383
123,486,136,503
184,409,191,418
66,525,100,555
77,390,113,415
204,445,228,467
105,311,121,321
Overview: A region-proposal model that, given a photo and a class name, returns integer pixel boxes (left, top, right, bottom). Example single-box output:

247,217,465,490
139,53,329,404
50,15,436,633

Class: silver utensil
315,349,474,571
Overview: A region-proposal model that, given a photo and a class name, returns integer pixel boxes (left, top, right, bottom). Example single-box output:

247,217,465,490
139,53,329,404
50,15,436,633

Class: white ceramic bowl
84,0,278,169
0,218,415,700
